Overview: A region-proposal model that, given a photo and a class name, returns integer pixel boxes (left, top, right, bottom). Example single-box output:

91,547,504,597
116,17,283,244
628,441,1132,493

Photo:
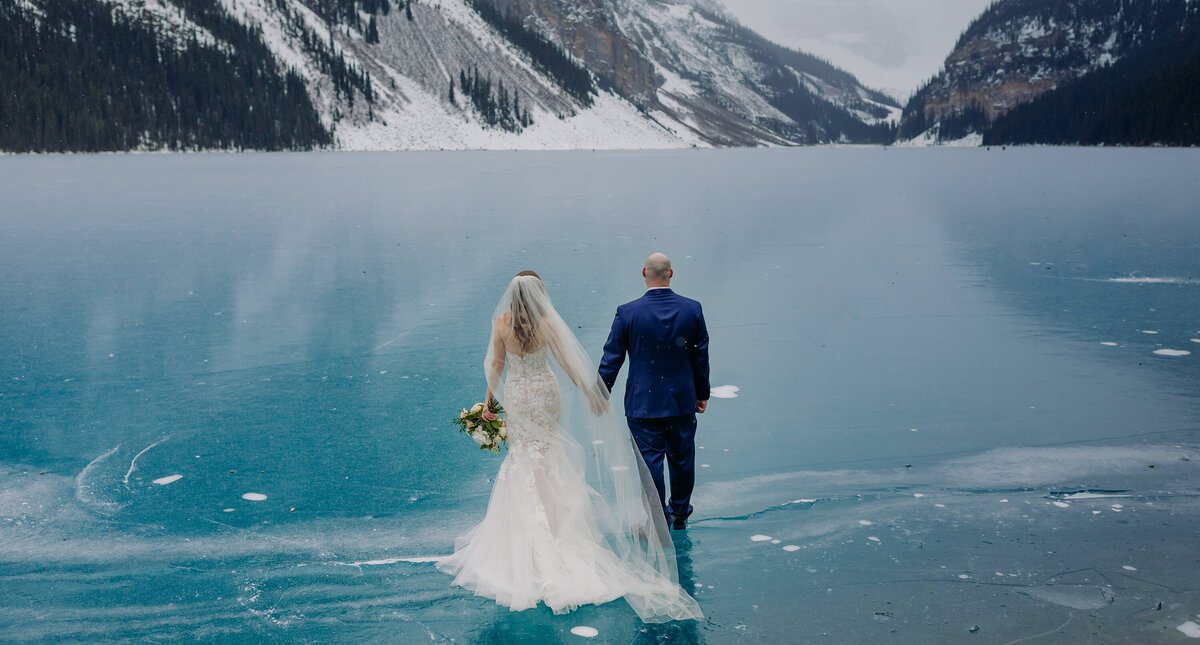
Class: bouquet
452,399,507,453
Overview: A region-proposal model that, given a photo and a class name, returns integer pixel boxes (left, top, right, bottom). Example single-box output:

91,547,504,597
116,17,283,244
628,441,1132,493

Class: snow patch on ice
1177,621,1200,638
1106,276,1200,285
1153,349,1190,357
152,475,182,486
710,385,740,399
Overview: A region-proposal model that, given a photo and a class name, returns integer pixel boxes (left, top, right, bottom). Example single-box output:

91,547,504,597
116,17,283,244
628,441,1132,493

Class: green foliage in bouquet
452,399,507,453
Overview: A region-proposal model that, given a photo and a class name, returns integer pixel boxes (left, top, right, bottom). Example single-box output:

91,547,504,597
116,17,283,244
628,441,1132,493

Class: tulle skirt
440,348,702,622
437,438,633,613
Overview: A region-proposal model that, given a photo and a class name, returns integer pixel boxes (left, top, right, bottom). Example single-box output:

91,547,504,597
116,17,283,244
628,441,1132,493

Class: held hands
696,400,708,414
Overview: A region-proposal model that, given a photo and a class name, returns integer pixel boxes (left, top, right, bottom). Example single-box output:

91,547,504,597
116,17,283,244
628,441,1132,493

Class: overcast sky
715,0,996,99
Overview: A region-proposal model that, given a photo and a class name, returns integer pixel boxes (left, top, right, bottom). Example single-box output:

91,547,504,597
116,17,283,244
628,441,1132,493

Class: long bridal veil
483,275,703,623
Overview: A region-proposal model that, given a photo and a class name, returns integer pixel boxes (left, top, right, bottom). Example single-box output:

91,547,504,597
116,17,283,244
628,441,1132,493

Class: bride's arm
483,317,506,417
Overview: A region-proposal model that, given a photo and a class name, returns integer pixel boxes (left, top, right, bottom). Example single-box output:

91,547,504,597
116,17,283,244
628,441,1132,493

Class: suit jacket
599,288,710,418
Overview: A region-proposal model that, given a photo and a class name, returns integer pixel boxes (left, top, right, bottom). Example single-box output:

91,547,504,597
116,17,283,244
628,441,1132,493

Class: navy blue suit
599,288,709,520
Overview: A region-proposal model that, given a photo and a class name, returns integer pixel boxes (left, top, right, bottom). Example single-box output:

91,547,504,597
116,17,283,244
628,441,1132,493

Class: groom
600,253,710,530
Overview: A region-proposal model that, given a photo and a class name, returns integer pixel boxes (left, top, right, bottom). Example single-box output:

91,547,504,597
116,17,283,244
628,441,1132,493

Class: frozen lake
1,148,1198,642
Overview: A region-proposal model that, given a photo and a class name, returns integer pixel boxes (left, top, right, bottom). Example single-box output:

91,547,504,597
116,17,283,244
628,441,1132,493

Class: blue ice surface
1,148,1198,643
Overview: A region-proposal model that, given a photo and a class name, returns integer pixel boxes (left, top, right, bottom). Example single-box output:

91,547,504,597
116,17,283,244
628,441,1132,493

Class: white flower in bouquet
451,400,505,454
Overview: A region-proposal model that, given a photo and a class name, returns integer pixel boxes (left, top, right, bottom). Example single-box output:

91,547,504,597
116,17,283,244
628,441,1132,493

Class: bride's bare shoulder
493,314,513,344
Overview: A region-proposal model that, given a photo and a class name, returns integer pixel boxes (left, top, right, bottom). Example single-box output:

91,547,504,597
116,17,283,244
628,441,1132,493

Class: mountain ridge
0,0,899,152
898,0,1200,145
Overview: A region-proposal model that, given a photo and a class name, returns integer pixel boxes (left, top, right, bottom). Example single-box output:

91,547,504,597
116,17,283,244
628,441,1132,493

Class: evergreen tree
456,66,526,132
497,79,511,126
366,15,379,43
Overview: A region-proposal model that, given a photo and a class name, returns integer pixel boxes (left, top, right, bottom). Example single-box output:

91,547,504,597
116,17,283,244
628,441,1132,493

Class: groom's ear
642,268,647,278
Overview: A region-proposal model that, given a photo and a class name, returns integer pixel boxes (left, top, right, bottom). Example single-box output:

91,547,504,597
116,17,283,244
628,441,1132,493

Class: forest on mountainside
899,0,1200,145
0,0,330,152
984,23,1200,146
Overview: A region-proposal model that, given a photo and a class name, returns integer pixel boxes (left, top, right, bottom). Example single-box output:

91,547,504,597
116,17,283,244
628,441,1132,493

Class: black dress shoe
671,514,687,530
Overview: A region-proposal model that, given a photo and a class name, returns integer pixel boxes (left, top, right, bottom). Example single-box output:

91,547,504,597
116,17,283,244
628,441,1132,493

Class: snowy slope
485,0,899,145
52,0,899,150
214,0,701,149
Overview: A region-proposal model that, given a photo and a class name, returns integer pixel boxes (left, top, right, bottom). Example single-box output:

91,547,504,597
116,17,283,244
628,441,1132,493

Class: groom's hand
696,400,707,414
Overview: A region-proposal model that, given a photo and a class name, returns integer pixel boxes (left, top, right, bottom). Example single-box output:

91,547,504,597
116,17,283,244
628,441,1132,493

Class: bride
437,271,703,623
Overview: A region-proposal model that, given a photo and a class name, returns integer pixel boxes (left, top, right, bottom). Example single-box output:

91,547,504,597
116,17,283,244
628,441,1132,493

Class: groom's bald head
643,253,673,287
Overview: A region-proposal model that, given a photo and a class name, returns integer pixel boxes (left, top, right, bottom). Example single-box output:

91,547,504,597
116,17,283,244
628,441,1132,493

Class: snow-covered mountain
233,0,902,149
2,0,899,151
897,0,1200,144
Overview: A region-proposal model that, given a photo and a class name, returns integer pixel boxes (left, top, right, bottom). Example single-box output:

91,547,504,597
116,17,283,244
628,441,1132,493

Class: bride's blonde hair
511,270,544,351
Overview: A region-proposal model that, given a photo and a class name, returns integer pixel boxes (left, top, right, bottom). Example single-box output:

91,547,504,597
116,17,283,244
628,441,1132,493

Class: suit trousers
626,414,697,520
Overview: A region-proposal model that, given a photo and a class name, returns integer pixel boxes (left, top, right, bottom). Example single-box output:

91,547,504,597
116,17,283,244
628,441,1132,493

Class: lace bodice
501,345,560,450
504,345,552,380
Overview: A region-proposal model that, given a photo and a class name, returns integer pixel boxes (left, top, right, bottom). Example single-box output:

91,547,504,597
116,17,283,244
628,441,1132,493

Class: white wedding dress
437,345,702,621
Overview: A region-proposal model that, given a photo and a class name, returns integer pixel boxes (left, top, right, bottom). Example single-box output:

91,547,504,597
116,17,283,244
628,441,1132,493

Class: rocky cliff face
490,0,662,106
899,0,1200,142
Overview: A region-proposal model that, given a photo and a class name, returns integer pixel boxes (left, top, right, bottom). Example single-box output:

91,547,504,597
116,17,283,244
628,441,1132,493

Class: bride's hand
482,392,497,422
